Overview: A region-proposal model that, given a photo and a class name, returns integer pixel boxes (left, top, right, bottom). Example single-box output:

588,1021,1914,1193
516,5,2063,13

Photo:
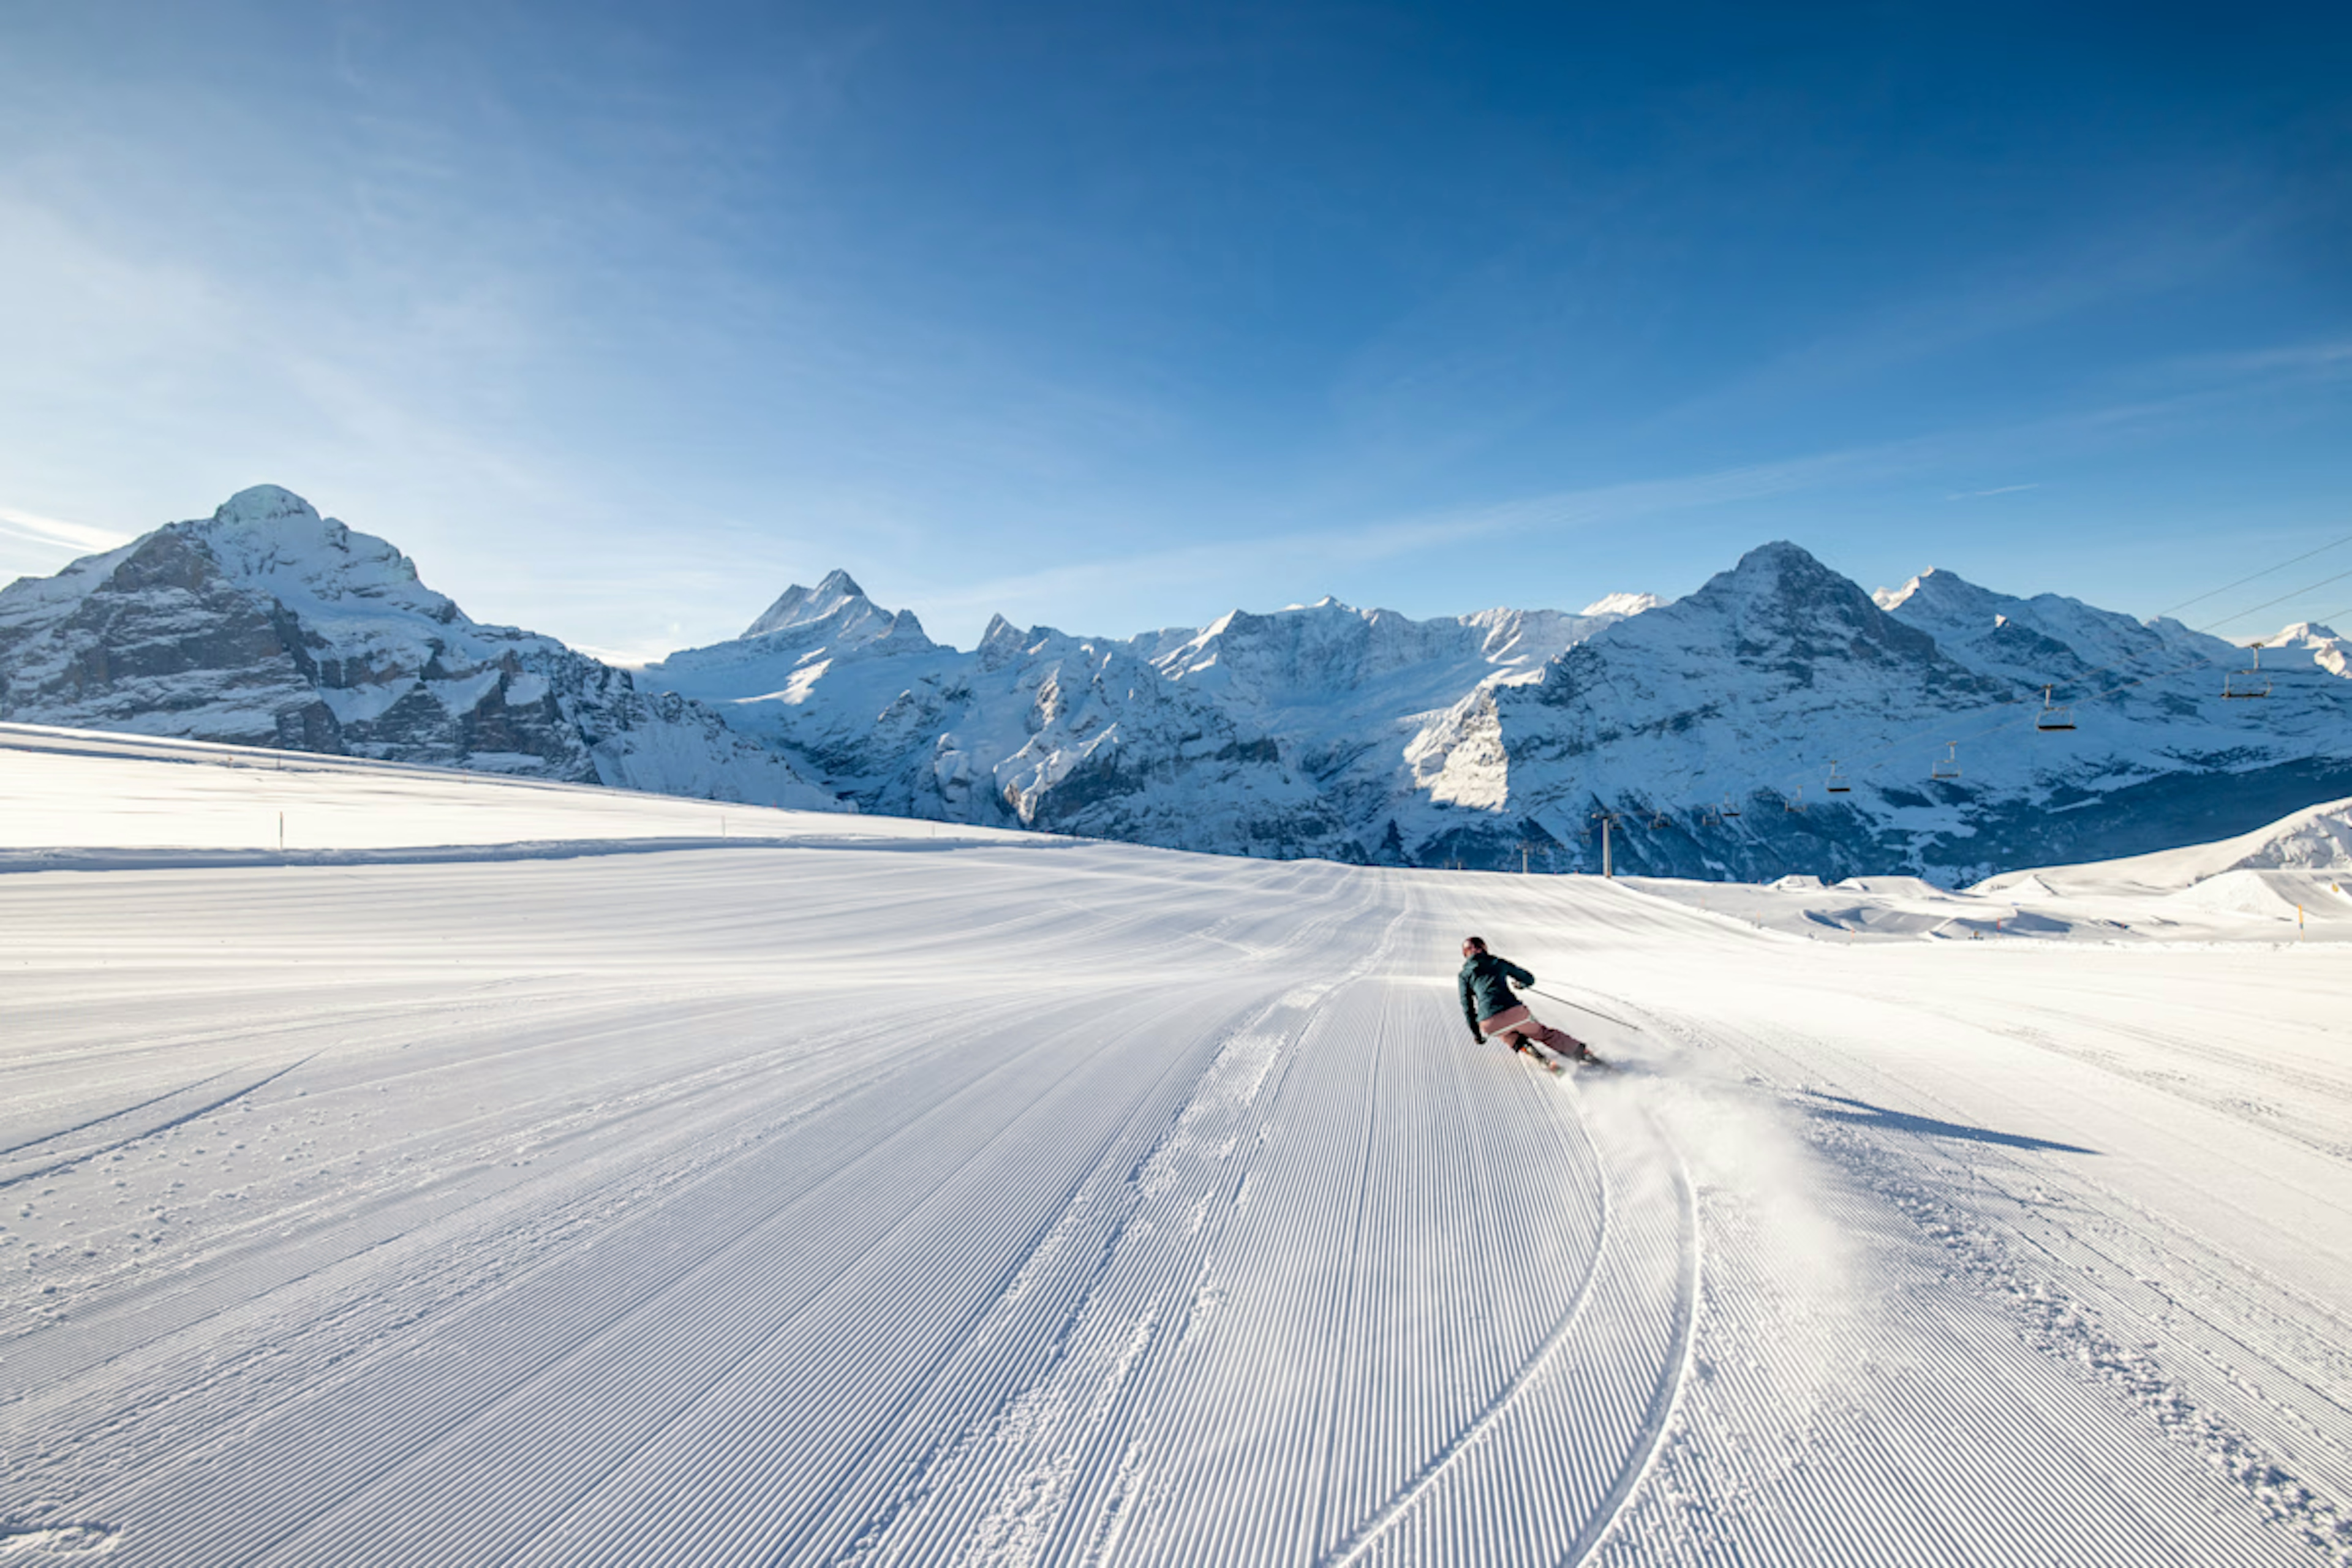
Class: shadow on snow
1802,1091,2100,1155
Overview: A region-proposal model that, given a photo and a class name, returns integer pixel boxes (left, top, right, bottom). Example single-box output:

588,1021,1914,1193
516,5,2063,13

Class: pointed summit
1620,540,1959,676
744,569,876,639
1696,541,1882,623
1875,566,2002,620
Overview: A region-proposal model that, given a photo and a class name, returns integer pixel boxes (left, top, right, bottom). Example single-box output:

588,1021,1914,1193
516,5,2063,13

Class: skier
1457,936,1594,1066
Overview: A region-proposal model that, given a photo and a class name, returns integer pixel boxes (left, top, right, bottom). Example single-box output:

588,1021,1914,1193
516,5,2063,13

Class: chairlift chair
1825,761,1852,794
1932,742,1962,781
1784,786,1806,814
2222,644,2273,699
1718,793,1743,820
2035,685,2076,732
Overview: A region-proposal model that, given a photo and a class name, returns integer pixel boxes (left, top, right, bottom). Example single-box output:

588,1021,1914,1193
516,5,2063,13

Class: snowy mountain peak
643,571,935,708
158,486,439,615
197,484,362,568
1723,540,1839,592
1875,566,2241,684
1577,591,1662,618
976,612,1035,668
1702,541,1891,628
2263,620,2343,646
744,569,874,638
2263,620,2351,676
1583,540,1973,701
211,484,323,530
1875,565,1995,615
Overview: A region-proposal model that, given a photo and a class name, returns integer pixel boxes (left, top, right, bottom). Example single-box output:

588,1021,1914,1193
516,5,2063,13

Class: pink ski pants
1477,1003,1583,1056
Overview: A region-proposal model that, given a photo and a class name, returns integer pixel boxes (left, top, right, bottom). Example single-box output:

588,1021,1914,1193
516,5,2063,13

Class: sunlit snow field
4,724,2350,1566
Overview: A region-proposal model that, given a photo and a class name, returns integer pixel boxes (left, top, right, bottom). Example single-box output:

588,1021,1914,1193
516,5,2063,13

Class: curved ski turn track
5,758,2350,1564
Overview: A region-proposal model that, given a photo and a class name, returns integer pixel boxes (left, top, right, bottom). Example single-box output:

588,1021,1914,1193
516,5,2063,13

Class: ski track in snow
4,756,2352,1564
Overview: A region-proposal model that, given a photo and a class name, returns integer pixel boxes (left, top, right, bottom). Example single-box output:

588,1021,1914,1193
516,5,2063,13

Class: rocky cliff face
0,487,840,810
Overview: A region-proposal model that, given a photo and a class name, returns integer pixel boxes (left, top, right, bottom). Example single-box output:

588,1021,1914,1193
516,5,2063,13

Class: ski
1520,1046,1610,1075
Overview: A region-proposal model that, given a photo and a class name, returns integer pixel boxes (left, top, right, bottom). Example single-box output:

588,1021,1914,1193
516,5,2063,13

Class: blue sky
2,1,2348,657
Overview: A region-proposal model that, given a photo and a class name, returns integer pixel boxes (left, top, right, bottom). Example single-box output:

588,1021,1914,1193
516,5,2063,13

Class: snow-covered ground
6,726,2350,1565
0,724,1006,870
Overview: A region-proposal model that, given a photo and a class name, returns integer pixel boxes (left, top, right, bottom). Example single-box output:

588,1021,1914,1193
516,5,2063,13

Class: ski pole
1523,987,1640,1031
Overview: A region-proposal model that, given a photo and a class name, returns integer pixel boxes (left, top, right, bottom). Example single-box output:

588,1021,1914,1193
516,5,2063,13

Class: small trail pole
1520,843,1529,875
277,812,284,851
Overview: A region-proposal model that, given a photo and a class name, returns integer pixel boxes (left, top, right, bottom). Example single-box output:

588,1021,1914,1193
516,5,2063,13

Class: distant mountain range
6,485,2347,884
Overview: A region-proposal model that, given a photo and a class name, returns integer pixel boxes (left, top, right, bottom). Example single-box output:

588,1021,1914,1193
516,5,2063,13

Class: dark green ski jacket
1459,952,1535,1040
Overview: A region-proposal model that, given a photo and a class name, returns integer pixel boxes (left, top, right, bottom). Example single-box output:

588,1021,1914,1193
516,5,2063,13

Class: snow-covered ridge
1579,590,1665,617
7,485,2350,883
628,533,2350,882
635,573,1649,856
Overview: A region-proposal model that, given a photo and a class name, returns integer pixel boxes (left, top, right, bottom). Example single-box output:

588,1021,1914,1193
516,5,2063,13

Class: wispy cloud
0,506,129,556
910,348,2340,636
913,442,1891,631
1645,206,2264,440
2155,337,2352,382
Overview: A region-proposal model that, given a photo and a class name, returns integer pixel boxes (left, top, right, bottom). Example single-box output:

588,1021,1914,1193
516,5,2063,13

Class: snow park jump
5,725,2351,1565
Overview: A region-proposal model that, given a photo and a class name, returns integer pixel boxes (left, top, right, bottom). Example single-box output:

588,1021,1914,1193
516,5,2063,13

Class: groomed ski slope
4,728,2351,1566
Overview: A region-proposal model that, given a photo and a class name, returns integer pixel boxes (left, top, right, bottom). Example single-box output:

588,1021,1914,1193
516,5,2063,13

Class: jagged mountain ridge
0,486,839,809
1444,541,2352,883
6,486,2347,882
642,541,2352,883
639,573,1651,857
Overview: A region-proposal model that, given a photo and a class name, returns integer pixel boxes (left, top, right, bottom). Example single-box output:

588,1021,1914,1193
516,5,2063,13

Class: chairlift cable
2146,527,2352,620
2186,565,2352,638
